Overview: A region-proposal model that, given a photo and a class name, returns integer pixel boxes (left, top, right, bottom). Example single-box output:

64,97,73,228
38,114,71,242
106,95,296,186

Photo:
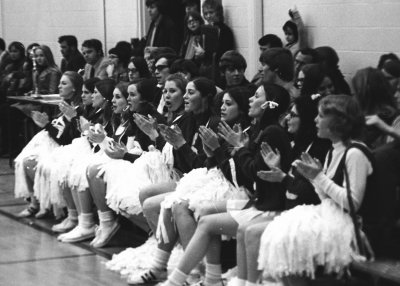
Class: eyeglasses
288,111,299,118
155,65,168,71
128,68,137,73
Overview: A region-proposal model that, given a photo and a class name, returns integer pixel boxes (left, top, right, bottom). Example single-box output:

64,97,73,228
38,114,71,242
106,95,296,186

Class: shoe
90,220,120,248
60,224,96,243
35,208,51,219
127,269,168,285
17,206,39,218
57,233,68,241
52,217,78,233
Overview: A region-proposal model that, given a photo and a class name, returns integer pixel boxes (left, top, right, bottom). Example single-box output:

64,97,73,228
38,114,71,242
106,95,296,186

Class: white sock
68,209,78,220
204,263,222,286
98,210,116,227
166,268,188,286
79,213,95,228
150,248,170,271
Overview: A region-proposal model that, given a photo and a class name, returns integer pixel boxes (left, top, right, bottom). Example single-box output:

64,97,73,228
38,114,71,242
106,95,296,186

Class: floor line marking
0,253,96,265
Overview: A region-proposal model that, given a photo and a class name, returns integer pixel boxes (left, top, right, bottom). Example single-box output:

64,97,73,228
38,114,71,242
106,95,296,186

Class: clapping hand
292,152,322,180
31,111,49,128
257,167,286,182
59,101,77,121
365,115,390,132
193,41,205,58
260,142,281,168
88,124,106,144
218,121,248,148
133,113,158,140
159,124,186,149
104,140,127,159
199,125,220,151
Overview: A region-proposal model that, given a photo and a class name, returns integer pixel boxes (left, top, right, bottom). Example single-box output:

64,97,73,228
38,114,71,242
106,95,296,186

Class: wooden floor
0,158,146,286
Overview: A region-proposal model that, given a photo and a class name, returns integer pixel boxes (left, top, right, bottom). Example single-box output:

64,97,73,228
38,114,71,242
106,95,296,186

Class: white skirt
33,136,93,208
14,130,59,199
258,199,357,279
103,150,177,216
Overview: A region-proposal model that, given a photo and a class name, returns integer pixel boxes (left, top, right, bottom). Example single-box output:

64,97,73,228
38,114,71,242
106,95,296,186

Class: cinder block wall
0,0,141,67
262,0,400,83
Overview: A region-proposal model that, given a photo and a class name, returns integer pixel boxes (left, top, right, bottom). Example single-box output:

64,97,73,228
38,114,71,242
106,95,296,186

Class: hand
260,142,281,168
160,124,186,149
257,167,286,182
104,140,127,159
189,200,218,221
31,111,49,128
365,115,390,133
133,113,158,140
88,124,106,143
106,63,114,78
193,41,205,57
202,141,214,157
59,101,77,121
218,121,247,148
79,116,90,133
199,125,220,151
292,152,322,180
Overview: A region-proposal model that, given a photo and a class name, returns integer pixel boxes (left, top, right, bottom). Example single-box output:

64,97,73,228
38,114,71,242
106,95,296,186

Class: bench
352,259,400,286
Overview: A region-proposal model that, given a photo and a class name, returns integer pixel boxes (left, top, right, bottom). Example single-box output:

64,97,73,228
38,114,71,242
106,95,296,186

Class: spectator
81,39,108,80
380,59,400,95
377,52,399,69
183,0,200,14
58,35,86,73
170,59,199,81
282,7,306,56
106,41,132,82
128,57,152,81
0,38,11,77
145,0,181,53
293,47,318,81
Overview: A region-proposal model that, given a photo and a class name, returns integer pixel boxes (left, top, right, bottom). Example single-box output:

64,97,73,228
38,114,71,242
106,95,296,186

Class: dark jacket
145,15,181,53
60,50,86,73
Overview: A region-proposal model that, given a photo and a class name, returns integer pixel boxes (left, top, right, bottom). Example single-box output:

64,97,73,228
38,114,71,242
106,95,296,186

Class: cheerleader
157,83,291,286
15,71,83,218
233,95,331,286
258,94,373,284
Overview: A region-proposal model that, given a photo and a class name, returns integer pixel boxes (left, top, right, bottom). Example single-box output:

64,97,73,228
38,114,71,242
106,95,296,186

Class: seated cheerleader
232,95,331,286
258,94,373,285
157,83,291,286
49,77,100,233
126,86,253,284
15,71,83,218
60,78,164,245
138,77,220,236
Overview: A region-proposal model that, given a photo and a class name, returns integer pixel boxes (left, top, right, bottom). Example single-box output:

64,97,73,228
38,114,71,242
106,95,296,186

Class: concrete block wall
262,0,400,83
0,0,142,68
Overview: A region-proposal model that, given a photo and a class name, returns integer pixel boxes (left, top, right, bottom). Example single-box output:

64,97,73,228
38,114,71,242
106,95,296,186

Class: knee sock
166,268,188,286
150,248,170,271
204,263,222,286
79,213,95,228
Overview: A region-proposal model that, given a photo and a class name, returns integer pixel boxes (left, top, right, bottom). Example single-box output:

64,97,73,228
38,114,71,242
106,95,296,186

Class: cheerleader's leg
52,186,78,233
17,157,39,217
172,201,197,249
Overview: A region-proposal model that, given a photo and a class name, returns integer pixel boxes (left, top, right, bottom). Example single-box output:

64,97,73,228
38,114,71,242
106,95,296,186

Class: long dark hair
259,83,290,130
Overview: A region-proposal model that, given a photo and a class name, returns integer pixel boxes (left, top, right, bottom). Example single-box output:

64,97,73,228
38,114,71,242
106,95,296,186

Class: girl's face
248,86,267,119
317,76,334,97
284,27,295,44
128,62,140,81
296,70,305,90
164,80,184,112
221,93,240,123
35,48,47,66
285,105,300,134
81,85,93,106
127,84,142,112
108,54,119,66
315,107,336,141
58,75,75,100
111,88,128,114
183,81,206,114
203,6,218,25
9,46,22,61
92,87,106,108
187,16,201,32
